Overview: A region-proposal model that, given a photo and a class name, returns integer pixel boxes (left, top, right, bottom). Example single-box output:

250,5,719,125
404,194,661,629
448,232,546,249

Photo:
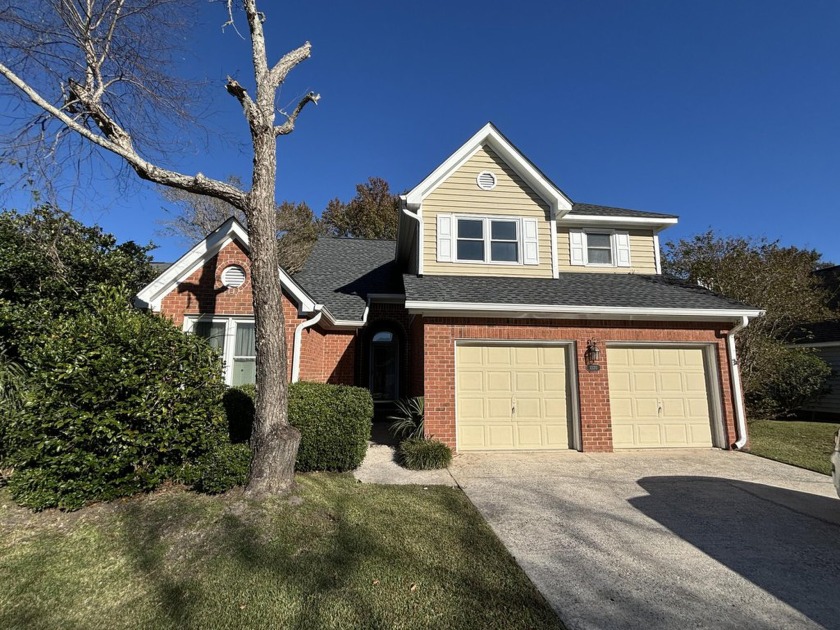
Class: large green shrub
190,442,251,494
223,382,373,472
5,288,227,510
290,382,373,471
398,438,452,470
745,342,832,419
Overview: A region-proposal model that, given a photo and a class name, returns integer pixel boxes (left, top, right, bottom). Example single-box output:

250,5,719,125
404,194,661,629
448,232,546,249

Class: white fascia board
404,300,763,322
319,305,367,329
561,214,679,228
134,216,317,315
791,341,840,348
404,123,572,217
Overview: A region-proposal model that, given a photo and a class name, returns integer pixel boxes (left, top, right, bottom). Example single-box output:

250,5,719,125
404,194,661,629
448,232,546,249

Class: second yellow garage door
456,344,572,450
607,346,715,449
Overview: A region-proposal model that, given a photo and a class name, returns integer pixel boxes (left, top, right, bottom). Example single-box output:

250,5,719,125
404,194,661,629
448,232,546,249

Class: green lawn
0,474,562,630
747,420,840,475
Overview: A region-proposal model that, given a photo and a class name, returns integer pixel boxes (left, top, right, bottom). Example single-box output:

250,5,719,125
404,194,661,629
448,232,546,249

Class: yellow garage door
607,346,715,449
456,344,571,450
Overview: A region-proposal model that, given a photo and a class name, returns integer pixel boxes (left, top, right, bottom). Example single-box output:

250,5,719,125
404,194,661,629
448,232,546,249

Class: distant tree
276,201,319,273
321,177,399,239
159,185,317,272
158,177,247,244
663,230,833,417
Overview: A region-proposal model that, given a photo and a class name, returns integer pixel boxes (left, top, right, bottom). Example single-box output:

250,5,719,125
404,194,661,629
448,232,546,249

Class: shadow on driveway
631,476,840,630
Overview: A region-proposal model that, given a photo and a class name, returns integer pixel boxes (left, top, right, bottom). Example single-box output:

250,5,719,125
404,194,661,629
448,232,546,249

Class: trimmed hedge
190,442,251,494
5,290,227,510
398,438,453,470
224,381,373,472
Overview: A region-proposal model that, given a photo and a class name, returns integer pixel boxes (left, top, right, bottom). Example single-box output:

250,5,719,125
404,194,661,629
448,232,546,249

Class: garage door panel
487,370,513,392
457,344,573,451
515,371,541,392
487,397,512,419
488,425,515,448
633,372,657,392
608,346,715,449
458,371,484,392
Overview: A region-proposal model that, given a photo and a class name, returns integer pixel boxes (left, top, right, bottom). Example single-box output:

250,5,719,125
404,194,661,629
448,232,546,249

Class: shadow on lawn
115,477,561,630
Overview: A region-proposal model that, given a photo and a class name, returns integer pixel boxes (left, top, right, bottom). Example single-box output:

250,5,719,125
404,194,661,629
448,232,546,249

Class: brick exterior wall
158,238,305,380
422,318,737,453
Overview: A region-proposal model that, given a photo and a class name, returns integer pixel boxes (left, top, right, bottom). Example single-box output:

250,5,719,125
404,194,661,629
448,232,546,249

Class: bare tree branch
275,91,319,136
0,60,246,208
268,41,311,88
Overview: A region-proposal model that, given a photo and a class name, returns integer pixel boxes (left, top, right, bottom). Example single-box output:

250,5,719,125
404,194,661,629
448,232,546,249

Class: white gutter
291,309,323,383
402,207,423,275
727,315,750,450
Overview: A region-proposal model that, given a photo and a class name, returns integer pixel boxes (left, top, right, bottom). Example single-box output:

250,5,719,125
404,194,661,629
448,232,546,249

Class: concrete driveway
448,450,840,630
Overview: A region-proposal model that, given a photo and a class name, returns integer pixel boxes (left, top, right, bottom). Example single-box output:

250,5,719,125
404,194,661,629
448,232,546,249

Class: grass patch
747,420,840,475
0,474,562,629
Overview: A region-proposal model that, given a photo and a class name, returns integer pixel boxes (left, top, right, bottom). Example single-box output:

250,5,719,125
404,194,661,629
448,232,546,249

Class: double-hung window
188,317,256,386
437,214,539,266
455,217,520,264
569,230,632,268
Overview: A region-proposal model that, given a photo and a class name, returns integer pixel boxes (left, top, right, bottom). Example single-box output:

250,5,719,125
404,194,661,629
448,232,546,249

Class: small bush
191,442,251,494
5,288,227,510
222,381,373,472
398,438,452,470
289,382,373,472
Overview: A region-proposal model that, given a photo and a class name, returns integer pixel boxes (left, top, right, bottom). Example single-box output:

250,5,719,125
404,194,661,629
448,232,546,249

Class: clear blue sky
3,0,839,264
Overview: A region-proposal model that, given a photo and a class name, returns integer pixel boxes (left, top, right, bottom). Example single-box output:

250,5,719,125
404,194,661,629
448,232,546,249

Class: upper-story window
437,214,539,266
456,217,519,263
570,230,632,268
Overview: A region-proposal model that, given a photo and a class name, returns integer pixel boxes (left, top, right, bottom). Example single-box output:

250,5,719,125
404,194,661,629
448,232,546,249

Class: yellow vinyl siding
422,145,553,277
557,227,658,274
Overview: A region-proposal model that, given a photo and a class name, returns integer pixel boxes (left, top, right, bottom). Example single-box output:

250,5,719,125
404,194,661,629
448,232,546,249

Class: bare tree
0,0,320,496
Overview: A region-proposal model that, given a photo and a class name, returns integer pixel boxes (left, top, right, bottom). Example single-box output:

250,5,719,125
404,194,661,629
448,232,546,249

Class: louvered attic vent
476,170,497,190
221,264,246,288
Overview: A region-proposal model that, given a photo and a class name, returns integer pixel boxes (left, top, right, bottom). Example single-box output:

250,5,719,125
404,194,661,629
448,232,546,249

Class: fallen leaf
410,583,417,592
372,579,380,585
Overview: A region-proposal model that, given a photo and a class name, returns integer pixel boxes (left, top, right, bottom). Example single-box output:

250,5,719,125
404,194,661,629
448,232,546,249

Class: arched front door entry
369,329,399,403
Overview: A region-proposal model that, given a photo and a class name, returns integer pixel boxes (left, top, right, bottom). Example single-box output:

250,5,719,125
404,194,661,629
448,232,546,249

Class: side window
569,230,631,268
190,318,256,386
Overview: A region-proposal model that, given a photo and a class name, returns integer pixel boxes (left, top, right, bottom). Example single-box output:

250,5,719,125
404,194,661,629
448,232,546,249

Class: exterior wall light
585,339,601,372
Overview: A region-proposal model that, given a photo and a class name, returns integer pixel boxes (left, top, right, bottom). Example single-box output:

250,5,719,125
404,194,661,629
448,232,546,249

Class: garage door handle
512,397,516,416
657,400,663,416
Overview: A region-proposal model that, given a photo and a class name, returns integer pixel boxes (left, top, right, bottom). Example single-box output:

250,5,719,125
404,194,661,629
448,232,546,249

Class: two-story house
136,123,762,453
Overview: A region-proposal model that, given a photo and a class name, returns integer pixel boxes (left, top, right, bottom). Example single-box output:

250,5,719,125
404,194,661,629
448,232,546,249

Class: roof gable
135,217,316,314
404,122,573,217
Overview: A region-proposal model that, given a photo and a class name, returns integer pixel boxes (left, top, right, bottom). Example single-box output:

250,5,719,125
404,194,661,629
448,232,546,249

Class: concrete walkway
353,443,458,486
448,450,840,630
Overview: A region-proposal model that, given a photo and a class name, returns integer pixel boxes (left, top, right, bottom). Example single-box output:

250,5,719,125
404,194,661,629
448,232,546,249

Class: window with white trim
569,230,632,268
437,214,540,266
187,316,256,386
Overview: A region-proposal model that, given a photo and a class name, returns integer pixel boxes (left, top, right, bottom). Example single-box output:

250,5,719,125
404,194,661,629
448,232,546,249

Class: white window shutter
569,230,585,266
522,219,539,265
615,232,631,267
437,214,453,262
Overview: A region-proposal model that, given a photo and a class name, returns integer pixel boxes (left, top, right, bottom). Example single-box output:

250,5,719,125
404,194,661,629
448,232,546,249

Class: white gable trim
404,123,573,218
134,217,317,315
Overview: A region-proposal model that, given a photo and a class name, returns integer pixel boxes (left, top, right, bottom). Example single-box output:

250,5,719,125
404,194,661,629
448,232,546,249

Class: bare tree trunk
245,127,300,495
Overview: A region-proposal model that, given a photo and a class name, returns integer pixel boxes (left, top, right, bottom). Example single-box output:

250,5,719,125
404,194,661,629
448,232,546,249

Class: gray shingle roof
792,320,840,345
293,238,401,321
569,203,677,219
403,273,754,312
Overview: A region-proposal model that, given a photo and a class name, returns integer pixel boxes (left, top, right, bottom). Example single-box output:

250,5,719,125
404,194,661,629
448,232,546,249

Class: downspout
402,207,422,275
291,309,323,383
727,315,750,449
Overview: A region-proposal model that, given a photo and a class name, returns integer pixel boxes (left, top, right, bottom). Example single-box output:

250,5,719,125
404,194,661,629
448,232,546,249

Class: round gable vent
476,170,497,190
221,264,246,288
